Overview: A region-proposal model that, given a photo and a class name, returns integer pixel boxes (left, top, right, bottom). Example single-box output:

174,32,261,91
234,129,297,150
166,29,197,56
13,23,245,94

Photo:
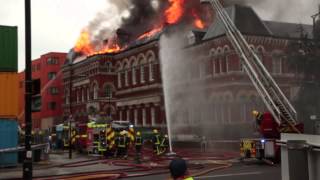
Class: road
125,163,281,180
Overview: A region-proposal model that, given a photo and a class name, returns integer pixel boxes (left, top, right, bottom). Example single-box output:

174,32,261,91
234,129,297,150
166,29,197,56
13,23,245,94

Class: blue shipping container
0,119,18,167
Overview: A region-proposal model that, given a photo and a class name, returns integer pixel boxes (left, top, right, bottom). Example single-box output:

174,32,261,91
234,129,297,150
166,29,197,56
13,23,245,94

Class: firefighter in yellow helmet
252,110,263,126
152,129,161,155
135,131,143,163
115,130,129,159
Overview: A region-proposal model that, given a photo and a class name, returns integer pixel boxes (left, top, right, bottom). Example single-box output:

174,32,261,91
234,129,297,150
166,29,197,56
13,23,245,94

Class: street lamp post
68,64,73,159
23,0,33,179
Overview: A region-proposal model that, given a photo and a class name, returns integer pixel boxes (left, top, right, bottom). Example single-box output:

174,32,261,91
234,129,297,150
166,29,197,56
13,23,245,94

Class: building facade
18,52,67,129
63,4,313,138
62,40,165,128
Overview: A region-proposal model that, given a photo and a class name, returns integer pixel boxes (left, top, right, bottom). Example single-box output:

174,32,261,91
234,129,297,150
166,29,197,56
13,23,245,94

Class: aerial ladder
202,0,302,133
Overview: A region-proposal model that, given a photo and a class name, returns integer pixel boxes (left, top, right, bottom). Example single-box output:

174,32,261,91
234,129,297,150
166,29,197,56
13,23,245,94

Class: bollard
287,140,309,180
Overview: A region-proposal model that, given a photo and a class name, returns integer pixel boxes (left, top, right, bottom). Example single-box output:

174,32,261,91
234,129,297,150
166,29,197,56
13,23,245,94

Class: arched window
105,85,113,98
132,59,138,85
147,51,156,81
93,83,99,100
124,62,130,86
116,62,123,88
139,54,147,83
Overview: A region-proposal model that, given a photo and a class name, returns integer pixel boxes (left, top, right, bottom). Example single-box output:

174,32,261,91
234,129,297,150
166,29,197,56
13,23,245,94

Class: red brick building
63,4,313,138
18,52,67,129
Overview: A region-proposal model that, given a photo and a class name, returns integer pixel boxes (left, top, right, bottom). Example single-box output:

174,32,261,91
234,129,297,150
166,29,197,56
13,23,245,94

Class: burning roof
72,0,208,59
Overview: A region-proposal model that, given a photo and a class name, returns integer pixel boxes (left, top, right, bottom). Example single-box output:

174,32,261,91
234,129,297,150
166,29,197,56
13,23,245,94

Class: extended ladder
202,0,301,133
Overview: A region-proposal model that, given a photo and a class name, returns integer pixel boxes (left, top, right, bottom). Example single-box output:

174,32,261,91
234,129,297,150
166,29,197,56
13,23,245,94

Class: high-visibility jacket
184,177,194,180
135,136,143,146
117,135,128,148
153,134,161,145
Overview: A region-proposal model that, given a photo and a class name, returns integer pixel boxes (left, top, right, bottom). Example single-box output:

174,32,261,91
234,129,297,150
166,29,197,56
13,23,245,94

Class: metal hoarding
0,72,19,118
0,25,18,72
0,119,18,167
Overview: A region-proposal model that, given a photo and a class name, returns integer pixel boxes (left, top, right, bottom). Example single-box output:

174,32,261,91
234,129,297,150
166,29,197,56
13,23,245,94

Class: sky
0,0,319,72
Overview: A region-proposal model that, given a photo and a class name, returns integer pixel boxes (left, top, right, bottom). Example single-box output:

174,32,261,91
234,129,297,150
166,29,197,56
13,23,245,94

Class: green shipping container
0,25,18,72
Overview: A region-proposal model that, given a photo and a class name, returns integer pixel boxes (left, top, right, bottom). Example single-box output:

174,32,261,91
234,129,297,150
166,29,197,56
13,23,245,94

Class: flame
74,0,206,57
74,30,94,55
165,0,185,24
138,25,164,40
192,10,205,29
74,30,122,56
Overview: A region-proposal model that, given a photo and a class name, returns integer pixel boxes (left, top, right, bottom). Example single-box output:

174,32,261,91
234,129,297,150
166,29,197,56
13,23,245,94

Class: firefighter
135,131,143,163
115,130,129,159
252,110,280,139
252,110,263,126
160,134,169,155
152,129,161,155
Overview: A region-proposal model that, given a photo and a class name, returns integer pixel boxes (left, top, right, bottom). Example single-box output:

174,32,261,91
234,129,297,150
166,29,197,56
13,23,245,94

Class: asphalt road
125,163,281,180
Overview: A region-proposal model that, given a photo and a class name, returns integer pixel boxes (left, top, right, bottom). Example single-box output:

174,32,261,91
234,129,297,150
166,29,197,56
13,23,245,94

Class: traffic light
31,79,41,112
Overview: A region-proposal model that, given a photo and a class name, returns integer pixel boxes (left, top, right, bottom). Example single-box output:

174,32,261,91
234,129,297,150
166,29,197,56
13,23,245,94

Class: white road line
196,171,262,179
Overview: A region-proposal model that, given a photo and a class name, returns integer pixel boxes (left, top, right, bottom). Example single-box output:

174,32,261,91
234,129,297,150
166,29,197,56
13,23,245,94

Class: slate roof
203,4,313,40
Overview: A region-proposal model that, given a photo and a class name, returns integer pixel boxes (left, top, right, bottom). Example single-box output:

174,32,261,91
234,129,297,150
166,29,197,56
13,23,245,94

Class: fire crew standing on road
134,131,143,163
152,129,161,155
160,134,169,154
115,130,129,159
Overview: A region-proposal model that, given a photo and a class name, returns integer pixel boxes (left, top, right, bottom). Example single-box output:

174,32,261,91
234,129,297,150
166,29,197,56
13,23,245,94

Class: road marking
196,171,262,179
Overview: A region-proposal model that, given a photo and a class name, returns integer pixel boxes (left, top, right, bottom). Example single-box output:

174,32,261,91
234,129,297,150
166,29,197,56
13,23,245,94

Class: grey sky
0,0,319,72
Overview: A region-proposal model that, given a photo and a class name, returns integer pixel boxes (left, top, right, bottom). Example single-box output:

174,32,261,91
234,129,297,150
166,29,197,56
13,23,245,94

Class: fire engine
75,120,134,155
202,0,304,163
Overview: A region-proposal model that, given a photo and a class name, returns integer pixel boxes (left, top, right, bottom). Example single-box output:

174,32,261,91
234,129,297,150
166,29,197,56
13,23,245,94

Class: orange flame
138,25,164,40
192,10,205,29
74,30,122,56
74,30,94,55
165,0,185,24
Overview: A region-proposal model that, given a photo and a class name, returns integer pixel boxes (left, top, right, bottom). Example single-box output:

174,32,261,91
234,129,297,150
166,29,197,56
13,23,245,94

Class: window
48,72,57,80
82,89,85,102
125,70,129,86
134,109,138,126
126,110,130,121
37,64,41,70
140,66,145,83
49,87,59,95
87,88,90,101
119,110,123,120
272,57,282,74
77,90,80,103
65,89,70,105
48,102,56,110
151,107,156,126
149,63,155,81
106,62,112,72
132,68,137,85
105,85,112,98
142,108,146,126
93,83,99,100
47,57,58,65
117,72,122,88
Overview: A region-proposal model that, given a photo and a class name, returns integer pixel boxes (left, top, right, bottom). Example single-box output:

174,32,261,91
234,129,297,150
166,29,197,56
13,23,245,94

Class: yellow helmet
136,131,141,136
153,129,158,134
120,130,126,135
252,110,259,117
